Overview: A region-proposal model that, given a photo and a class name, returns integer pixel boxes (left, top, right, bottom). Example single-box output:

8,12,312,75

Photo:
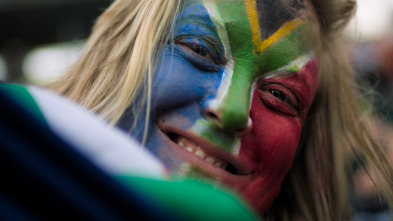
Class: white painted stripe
263,53,312,79
204,2,234,113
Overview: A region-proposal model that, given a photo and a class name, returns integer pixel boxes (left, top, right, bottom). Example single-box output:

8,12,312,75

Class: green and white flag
0,84,259,221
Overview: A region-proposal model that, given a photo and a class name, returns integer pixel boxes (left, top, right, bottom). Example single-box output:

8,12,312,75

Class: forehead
253,0,306,40
205,0,307,53
177,0,311,76
245,0,307,54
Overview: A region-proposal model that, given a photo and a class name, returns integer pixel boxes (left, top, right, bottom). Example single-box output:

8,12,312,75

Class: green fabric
0,84,47,125
116,176,260,221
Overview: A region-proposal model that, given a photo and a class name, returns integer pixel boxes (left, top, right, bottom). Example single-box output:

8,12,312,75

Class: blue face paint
118,1,226,168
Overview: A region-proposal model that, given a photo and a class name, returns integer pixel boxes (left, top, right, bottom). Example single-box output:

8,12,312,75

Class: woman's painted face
118,0,319,214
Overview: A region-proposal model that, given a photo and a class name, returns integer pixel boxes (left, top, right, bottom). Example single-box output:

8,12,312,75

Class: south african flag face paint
118,0,319,214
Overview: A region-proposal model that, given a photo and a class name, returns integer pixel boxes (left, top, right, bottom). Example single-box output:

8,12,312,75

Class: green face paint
195,0,311,150
129,0,319,214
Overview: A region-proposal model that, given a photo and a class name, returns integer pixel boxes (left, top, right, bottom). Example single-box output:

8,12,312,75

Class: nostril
205,108,252,136
235,118,252,137
208,112,219,120
235,128,249,136
206,110,222,126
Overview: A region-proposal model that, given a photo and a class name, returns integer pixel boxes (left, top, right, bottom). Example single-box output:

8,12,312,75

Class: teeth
179,163,191,175
215,161,228,170
205,157,215,164
195,150,205,159
178,140,184,147
176,137,229,170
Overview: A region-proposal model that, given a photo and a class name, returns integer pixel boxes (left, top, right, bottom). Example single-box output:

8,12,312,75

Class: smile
177,136,228,169
158,120,250,177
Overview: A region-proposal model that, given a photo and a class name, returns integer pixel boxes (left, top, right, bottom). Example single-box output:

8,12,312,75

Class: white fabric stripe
28,86,167,179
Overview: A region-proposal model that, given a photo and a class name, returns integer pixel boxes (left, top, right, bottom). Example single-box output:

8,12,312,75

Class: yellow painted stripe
244,0,306,54
258,18,306,52
244,0,262,53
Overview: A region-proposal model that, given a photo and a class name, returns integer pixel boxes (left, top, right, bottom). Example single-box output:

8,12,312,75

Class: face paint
117,0,319,214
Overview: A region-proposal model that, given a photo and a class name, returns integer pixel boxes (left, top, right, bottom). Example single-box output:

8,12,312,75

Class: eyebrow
176,4,219,37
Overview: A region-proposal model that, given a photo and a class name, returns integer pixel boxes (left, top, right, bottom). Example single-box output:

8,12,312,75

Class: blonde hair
52,0,181,143
52,0,393,220
265,0,393,220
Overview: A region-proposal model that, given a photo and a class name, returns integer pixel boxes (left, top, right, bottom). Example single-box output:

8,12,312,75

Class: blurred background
0,0,111,84
0,0,392,220
0,0,392,85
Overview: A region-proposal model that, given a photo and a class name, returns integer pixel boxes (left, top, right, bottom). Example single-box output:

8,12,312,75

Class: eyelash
268,89,296,107
181,41,209,58
174,36,221,72
258,83,300,117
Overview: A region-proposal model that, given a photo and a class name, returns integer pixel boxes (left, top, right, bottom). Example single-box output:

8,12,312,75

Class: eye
187,42,208,57
174,36,221,72
259,83,300,117
268,89,295,107
176,37,216,61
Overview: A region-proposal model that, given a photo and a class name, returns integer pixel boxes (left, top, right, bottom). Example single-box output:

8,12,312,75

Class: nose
206,107,252,136
204,75,253,136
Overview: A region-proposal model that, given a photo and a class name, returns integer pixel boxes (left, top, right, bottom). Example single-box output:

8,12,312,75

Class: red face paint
223,60,319,213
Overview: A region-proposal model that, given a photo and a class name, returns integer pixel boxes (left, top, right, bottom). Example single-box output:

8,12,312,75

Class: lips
156,121,260,209
159,120,252,178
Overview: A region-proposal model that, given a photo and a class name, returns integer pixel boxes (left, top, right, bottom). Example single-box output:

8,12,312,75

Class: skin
118,0,319,214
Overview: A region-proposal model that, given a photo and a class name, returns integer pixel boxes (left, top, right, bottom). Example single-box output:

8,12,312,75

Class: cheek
240,90,301,175
151,50,222,112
